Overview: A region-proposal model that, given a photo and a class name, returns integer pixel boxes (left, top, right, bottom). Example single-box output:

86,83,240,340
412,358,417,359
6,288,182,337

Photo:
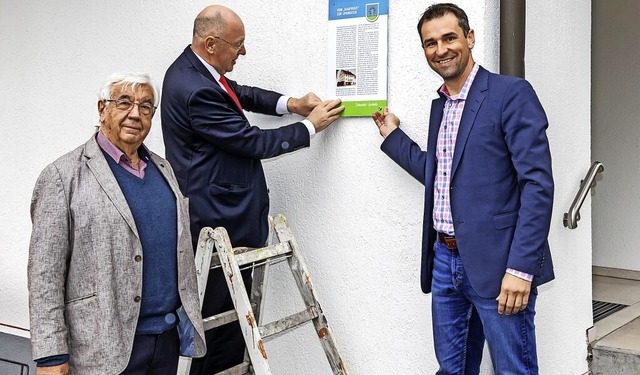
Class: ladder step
210,242,292,269
260,305,319,340
210,247,256,268
203,302,260,330
235,242,292,266
203,309,238,331
214,361,251,375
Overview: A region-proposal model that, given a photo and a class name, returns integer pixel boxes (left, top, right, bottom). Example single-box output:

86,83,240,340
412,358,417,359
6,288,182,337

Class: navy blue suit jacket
381,66,554,298
161,46,310,248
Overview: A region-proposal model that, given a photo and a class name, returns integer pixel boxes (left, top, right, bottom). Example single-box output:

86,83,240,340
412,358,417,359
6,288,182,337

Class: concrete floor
593,273,640,306
589,268,640,374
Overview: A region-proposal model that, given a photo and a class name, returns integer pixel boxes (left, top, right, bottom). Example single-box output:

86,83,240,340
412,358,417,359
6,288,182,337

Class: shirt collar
96,131,150,164
438,63,480,101
192,47,223,84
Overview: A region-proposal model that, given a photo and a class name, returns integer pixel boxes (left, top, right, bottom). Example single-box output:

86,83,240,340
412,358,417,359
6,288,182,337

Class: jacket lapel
150,153,178,196
84,135,139,238
450,67,488,178
184,45,246,118
150,153,184,238
184,45,216,84
427,94,446,184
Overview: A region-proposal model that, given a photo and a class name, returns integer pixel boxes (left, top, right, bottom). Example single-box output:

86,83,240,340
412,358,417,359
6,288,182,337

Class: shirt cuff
277,96,314,137
301,119,316,138
506,268,534,282
276,95,290,115
35,354,70,367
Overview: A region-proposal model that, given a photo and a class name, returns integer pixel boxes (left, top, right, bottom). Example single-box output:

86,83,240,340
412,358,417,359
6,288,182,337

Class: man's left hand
288,93,322,116
371,107,399,138
496,273,531,315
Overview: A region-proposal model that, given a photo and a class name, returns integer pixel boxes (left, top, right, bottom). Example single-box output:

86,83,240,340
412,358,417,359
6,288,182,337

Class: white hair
97,72,159,106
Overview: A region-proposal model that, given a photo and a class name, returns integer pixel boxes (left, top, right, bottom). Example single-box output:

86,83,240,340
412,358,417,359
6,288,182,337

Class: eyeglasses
214,36,245,51
105,99,156,116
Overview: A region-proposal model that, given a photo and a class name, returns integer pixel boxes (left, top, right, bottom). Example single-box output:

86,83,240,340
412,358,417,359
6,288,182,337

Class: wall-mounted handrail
563,161,604,229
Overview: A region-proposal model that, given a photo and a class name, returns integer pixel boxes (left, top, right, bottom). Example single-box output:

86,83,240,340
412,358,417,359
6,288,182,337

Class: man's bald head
191,5,246,75
193,5,242,42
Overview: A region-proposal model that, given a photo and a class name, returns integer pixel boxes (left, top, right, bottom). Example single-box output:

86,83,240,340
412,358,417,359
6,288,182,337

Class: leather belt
437,232,458,250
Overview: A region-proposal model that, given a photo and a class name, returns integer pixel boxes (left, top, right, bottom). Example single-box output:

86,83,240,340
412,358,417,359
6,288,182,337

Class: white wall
525,1,593,373
592,1,640,271
0,0,592,373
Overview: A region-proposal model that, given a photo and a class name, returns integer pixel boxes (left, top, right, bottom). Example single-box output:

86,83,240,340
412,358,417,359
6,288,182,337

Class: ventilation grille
593,300,628,322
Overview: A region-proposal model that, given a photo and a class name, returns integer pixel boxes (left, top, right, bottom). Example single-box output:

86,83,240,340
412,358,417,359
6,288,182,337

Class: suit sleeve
380,128,427,184
28,163,70,360
230,80,283,116
188,84,310,160
502,79,554,274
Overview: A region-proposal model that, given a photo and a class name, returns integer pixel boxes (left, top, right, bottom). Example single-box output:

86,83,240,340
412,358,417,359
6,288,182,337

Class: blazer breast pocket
469,123,496,136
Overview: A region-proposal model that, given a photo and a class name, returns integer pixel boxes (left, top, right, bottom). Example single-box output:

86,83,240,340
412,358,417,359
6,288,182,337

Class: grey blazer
28,135,206,374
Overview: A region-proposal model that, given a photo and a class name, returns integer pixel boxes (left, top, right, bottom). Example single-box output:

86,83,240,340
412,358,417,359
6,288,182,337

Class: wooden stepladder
190,214,348,375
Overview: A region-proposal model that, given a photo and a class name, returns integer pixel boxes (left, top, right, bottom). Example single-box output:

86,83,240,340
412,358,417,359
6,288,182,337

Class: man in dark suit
161,5,344,374
372,3,554,374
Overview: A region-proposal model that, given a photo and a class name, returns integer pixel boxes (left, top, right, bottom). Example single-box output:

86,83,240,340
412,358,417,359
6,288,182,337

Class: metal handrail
563,161,605,229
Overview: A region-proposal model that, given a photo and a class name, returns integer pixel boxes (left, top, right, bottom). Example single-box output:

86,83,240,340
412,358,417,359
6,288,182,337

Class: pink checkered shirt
96,131,149,179
433,64,479,235
432,64,532,282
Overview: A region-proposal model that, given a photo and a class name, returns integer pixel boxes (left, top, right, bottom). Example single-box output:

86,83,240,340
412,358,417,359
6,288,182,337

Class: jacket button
134,255,142,262
134,296,141,302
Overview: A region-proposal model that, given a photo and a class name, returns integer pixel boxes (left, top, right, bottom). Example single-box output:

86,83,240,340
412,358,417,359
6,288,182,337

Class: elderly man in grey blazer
28,72,206,375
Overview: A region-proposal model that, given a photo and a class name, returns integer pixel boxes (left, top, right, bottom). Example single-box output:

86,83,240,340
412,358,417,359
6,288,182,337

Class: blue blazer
161,46,310,247
381,66,554,298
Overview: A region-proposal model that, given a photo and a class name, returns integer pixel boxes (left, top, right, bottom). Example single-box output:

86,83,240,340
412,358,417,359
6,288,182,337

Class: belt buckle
440,233,457,250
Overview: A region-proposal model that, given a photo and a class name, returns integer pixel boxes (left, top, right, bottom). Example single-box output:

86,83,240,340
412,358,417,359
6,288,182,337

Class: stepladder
186,214,348,375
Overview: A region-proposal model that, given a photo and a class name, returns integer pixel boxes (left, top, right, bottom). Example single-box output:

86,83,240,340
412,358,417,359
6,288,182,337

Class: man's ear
98,100,106,123
205,36,216,54
467,29,475,49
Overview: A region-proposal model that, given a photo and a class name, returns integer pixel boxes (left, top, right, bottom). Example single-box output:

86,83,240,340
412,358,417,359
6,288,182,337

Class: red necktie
219,75,243,111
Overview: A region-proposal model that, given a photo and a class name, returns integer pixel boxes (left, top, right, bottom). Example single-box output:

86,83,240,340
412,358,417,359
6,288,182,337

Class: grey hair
97,72,159,106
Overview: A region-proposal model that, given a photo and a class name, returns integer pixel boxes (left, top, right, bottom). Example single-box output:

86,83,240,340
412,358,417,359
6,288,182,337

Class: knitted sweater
105,151,180,334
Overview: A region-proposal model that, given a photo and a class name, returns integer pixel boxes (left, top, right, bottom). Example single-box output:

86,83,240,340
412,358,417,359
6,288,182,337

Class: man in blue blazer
161,5,344,374
372,4,554,374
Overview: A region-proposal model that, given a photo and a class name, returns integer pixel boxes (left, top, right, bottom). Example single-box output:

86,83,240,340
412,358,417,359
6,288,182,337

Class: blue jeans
431,240,538,375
